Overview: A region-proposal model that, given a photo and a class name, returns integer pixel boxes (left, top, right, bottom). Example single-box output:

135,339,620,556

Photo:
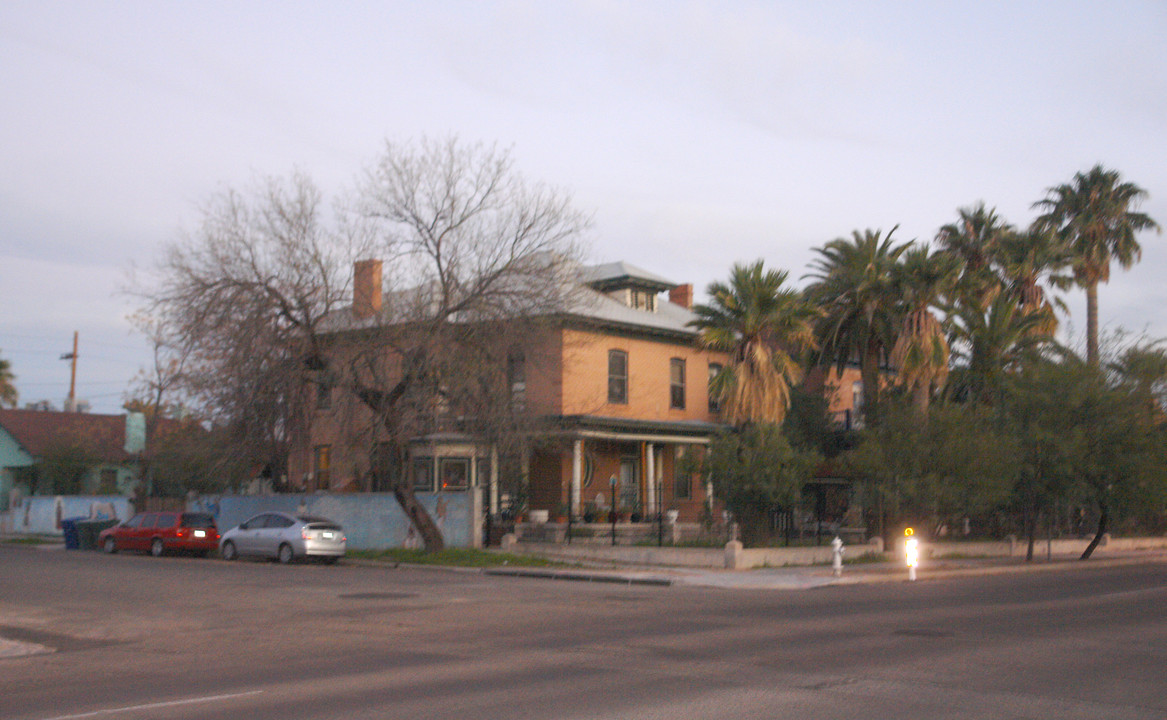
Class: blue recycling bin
60,517,86,550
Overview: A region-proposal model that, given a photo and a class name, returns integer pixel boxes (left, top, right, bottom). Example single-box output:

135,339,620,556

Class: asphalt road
1,546,1165,720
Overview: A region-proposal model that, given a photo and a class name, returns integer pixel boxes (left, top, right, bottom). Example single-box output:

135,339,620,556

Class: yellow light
904,527,914,536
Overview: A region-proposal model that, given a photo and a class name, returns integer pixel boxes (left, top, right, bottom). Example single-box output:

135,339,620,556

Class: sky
2,1,1165,415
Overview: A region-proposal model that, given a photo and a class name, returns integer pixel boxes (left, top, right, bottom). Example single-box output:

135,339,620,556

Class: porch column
645,442,655,515
489,446,499,515
571,439,583,516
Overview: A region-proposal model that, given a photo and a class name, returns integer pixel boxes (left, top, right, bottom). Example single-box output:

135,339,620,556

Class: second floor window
507,350,526,411
708,363,723,413
608,350,628,404
670,358,686,409
316,373,333,410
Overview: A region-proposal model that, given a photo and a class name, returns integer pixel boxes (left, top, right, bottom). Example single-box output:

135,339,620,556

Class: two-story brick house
289,259,735,523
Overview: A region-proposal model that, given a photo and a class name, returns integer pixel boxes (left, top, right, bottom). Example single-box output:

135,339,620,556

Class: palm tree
947,293,1053,406
0,351,17,408
690,260,820,427
890,246,961,416
988,227,1073,337
1032,165,1160,365
805,227,911,426
935,202,1014,310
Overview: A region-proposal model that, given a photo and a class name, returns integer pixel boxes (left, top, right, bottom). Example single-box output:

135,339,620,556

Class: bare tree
136,139,589,551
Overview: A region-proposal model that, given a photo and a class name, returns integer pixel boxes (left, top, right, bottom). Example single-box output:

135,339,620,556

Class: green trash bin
76,519,118,551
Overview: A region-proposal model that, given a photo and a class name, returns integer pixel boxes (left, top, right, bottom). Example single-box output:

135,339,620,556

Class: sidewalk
483,549,1167,590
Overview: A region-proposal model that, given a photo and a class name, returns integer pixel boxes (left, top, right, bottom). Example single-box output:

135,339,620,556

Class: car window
297,515,333,524
181,513,215,528
272,515,295,529
254,514,277,529
141,513,158,528
156,514,179,529
303,521,342,531
123,514,145,528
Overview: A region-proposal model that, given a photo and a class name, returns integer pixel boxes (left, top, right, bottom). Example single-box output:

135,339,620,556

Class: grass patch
932,552,996,560
2,536,59,545
347,547,565,568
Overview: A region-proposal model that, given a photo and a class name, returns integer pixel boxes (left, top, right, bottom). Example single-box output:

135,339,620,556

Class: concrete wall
187,491,480,550
508,535,1167,569
2,495,132,535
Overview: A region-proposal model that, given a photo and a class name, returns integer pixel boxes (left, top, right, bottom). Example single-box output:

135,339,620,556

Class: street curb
484,567,673,586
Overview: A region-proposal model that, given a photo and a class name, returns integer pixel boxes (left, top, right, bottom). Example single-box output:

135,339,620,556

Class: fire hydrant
904,528,919,582
831,535,844,577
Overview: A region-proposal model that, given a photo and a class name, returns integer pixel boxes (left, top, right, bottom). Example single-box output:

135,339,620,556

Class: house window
631,290,656,311
708,363,723,413
313,445,331,490
440,457,470,491
608,350,628,404
670,358,686,409
507,350,526,411
316,374,333,410
476,458,492,489
412,457,434,492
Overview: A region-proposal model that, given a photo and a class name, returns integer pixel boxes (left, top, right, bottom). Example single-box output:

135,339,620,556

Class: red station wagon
99,512,220,557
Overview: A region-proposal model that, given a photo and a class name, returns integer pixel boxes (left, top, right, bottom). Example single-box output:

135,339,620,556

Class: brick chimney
353,259,383,319
669,283,693,310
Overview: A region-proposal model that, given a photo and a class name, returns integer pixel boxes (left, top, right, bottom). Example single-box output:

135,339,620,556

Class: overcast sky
2,1,1165,414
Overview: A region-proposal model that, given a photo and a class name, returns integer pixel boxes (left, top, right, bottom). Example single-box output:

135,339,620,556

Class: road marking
38,691,264,720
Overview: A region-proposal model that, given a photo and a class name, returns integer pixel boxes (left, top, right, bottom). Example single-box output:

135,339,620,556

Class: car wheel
221,541,238,561
150,538,165,557
103,537,117,554
277,543,294,564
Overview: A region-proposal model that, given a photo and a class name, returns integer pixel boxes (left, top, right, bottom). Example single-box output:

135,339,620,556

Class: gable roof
0,409,134,464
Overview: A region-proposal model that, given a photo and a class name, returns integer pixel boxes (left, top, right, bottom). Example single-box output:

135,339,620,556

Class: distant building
0,409,146,510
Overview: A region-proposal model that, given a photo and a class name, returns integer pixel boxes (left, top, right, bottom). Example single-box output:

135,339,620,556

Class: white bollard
831,535,844,577
905,529,919,582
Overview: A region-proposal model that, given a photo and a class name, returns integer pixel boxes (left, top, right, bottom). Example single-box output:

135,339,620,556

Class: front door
618,459,639,514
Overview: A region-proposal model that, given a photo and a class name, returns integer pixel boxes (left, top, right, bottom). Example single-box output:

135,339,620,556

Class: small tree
704,423,821,547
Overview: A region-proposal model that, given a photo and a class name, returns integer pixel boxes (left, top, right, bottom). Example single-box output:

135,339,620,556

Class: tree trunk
1085,281,1099,367
861,343,881,427
1080,501,1108,560
394,481,446,552
355,380,447,553
912,382,930,420
1024,501,1036,562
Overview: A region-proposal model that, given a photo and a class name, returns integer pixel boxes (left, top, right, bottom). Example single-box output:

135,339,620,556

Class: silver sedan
219,512,346,564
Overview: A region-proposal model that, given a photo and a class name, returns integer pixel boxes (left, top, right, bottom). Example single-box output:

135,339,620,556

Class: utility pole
60,331,78,411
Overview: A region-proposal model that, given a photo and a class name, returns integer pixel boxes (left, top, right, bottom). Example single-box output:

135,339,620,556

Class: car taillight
302,528,312,540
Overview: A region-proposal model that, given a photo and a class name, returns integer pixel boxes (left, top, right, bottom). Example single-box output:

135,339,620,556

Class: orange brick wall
559,327,727,421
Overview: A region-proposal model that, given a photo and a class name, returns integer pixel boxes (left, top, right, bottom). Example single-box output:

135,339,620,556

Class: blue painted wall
187,492,475,549
12,495,133,535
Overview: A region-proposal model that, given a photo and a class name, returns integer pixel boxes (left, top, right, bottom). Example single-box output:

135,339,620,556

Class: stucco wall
7,495,132,535
187,491,479,550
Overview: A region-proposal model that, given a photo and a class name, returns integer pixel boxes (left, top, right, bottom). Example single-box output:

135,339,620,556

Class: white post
489,447,499,515
645,442,655,517
571,439,583,516
831,535,844,577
